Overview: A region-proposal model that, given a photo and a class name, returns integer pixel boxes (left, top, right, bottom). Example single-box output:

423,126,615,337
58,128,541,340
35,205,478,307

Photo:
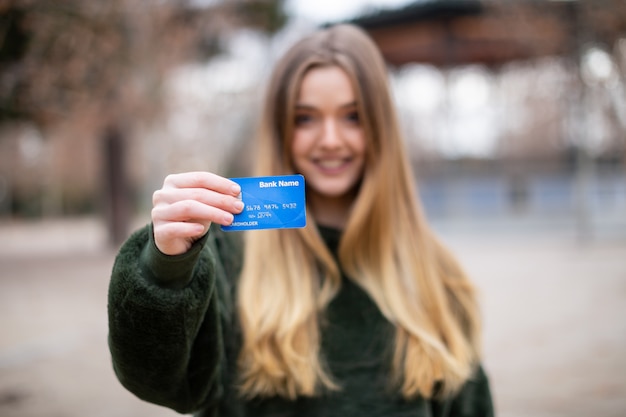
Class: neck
308,190,356,230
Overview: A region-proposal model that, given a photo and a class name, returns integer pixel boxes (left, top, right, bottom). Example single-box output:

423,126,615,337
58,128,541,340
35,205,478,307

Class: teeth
317,159,345,169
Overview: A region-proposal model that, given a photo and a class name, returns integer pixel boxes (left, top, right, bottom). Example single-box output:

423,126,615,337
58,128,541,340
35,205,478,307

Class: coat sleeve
107,224,235,414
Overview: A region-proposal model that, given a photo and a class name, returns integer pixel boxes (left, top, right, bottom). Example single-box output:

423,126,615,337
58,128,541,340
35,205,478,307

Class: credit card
221,174,306,232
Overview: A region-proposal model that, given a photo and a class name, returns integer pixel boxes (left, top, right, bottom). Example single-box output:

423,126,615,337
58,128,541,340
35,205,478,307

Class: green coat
108,224,494,417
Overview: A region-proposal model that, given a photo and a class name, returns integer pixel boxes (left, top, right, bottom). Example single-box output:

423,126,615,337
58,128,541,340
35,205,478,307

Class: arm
107,171,245,413
108,224,225,413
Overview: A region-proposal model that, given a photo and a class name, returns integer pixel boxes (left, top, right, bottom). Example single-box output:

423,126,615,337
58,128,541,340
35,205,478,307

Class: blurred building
0,0,624,238
350,0,626,235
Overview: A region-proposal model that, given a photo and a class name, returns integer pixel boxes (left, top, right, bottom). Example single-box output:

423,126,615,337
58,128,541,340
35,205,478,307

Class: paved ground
0,216,624,417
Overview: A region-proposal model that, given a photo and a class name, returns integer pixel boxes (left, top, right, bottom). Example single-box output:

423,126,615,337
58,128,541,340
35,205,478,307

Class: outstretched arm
108,225,225,413
107,171,244,414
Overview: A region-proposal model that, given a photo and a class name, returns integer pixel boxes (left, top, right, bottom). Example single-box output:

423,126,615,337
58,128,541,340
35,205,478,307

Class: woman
108,24,494,417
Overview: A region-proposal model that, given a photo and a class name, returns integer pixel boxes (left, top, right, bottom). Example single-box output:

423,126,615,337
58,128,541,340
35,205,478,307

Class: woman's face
291,66,366,204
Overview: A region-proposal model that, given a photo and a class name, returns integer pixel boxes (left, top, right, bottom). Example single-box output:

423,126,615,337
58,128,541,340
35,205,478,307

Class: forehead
297,66,356,104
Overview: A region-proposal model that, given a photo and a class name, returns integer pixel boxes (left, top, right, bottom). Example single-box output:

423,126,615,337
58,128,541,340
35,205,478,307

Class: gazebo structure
347,0,626,239
349,0,626,68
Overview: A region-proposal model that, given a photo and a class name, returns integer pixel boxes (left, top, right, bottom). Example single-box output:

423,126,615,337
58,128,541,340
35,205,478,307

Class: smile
314,158,352,173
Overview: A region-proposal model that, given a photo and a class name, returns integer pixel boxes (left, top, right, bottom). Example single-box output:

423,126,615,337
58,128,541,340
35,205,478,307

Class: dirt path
1,218,624,416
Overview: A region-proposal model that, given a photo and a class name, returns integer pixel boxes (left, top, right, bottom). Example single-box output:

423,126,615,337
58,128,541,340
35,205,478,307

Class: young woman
108,24,494,417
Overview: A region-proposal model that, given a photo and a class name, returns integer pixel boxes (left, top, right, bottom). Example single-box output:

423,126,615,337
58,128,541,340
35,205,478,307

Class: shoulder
447,364,494,417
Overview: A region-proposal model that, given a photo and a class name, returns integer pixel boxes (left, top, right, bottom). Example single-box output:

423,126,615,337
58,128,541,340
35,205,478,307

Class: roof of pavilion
346,0,626,68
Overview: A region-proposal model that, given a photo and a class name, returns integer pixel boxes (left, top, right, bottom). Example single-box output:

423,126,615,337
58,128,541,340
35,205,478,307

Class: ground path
1,217,624,417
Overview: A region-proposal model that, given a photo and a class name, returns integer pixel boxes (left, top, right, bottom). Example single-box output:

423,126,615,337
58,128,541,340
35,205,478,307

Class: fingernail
234,200,244,211
231,184,241,195
224,213,234,224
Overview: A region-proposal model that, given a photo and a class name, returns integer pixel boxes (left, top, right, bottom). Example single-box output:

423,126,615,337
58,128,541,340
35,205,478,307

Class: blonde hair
236,24,481,400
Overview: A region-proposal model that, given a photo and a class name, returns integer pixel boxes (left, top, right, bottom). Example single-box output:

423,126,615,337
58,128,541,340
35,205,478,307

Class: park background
1,0,625,416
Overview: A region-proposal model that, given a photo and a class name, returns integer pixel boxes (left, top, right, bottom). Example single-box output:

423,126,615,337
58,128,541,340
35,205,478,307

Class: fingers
152,198,239,227
154,221,206,242
152,221,207,256
151,172,243,255
163,172,241,197
153,172,244,226
153,187,244,217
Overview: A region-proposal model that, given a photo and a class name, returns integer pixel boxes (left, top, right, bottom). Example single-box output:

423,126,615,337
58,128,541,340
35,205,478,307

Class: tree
0,0,287,245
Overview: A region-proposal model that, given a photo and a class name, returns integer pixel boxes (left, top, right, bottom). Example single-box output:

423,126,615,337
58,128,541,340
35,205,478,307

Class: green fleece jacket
108,223,494,417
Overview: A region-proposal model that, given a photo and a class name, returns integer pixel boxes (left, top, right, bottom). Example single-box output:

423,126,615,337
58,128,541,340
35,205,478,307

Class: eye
345,110,360,124
294,113,313,126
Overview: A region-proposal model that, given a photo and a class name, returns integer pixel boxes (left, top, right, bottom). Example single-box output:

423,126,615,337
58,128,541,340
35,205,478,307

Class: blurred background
0,0,625,416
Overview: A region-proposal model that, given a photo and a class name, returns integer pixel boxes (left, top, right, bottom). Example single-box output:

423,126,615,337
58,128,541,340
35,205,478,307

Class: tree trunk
103,125,130,247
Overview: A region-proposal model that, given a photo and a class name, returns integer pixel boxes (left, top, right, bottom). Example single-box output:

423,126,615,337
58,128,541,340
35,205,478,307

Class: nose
319,119,342,148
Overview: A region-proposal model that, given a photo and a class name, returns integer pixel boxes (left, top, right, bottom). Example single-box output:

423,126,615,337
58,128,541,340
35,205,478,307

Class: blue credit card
221,175,307,232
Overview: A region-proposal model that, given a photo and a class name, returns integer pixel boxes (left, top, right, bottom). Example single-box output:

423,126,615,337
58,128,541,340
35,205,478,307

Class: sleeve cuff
139,223,211,289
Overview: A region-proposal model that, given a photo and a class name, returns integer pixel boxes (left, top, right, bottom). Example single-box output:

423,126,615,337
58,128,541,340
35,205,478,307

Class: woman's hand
151,172,244,255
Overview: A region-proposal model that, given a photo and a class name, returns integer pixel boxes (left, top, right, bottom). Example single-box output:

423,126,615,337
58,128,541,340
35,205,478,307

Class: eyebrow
295,101,358,111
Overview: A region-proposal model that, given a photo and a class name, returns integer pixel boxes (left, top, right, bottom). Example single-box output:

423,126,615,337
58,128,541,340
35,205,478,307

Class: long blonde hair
236,24,481,400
